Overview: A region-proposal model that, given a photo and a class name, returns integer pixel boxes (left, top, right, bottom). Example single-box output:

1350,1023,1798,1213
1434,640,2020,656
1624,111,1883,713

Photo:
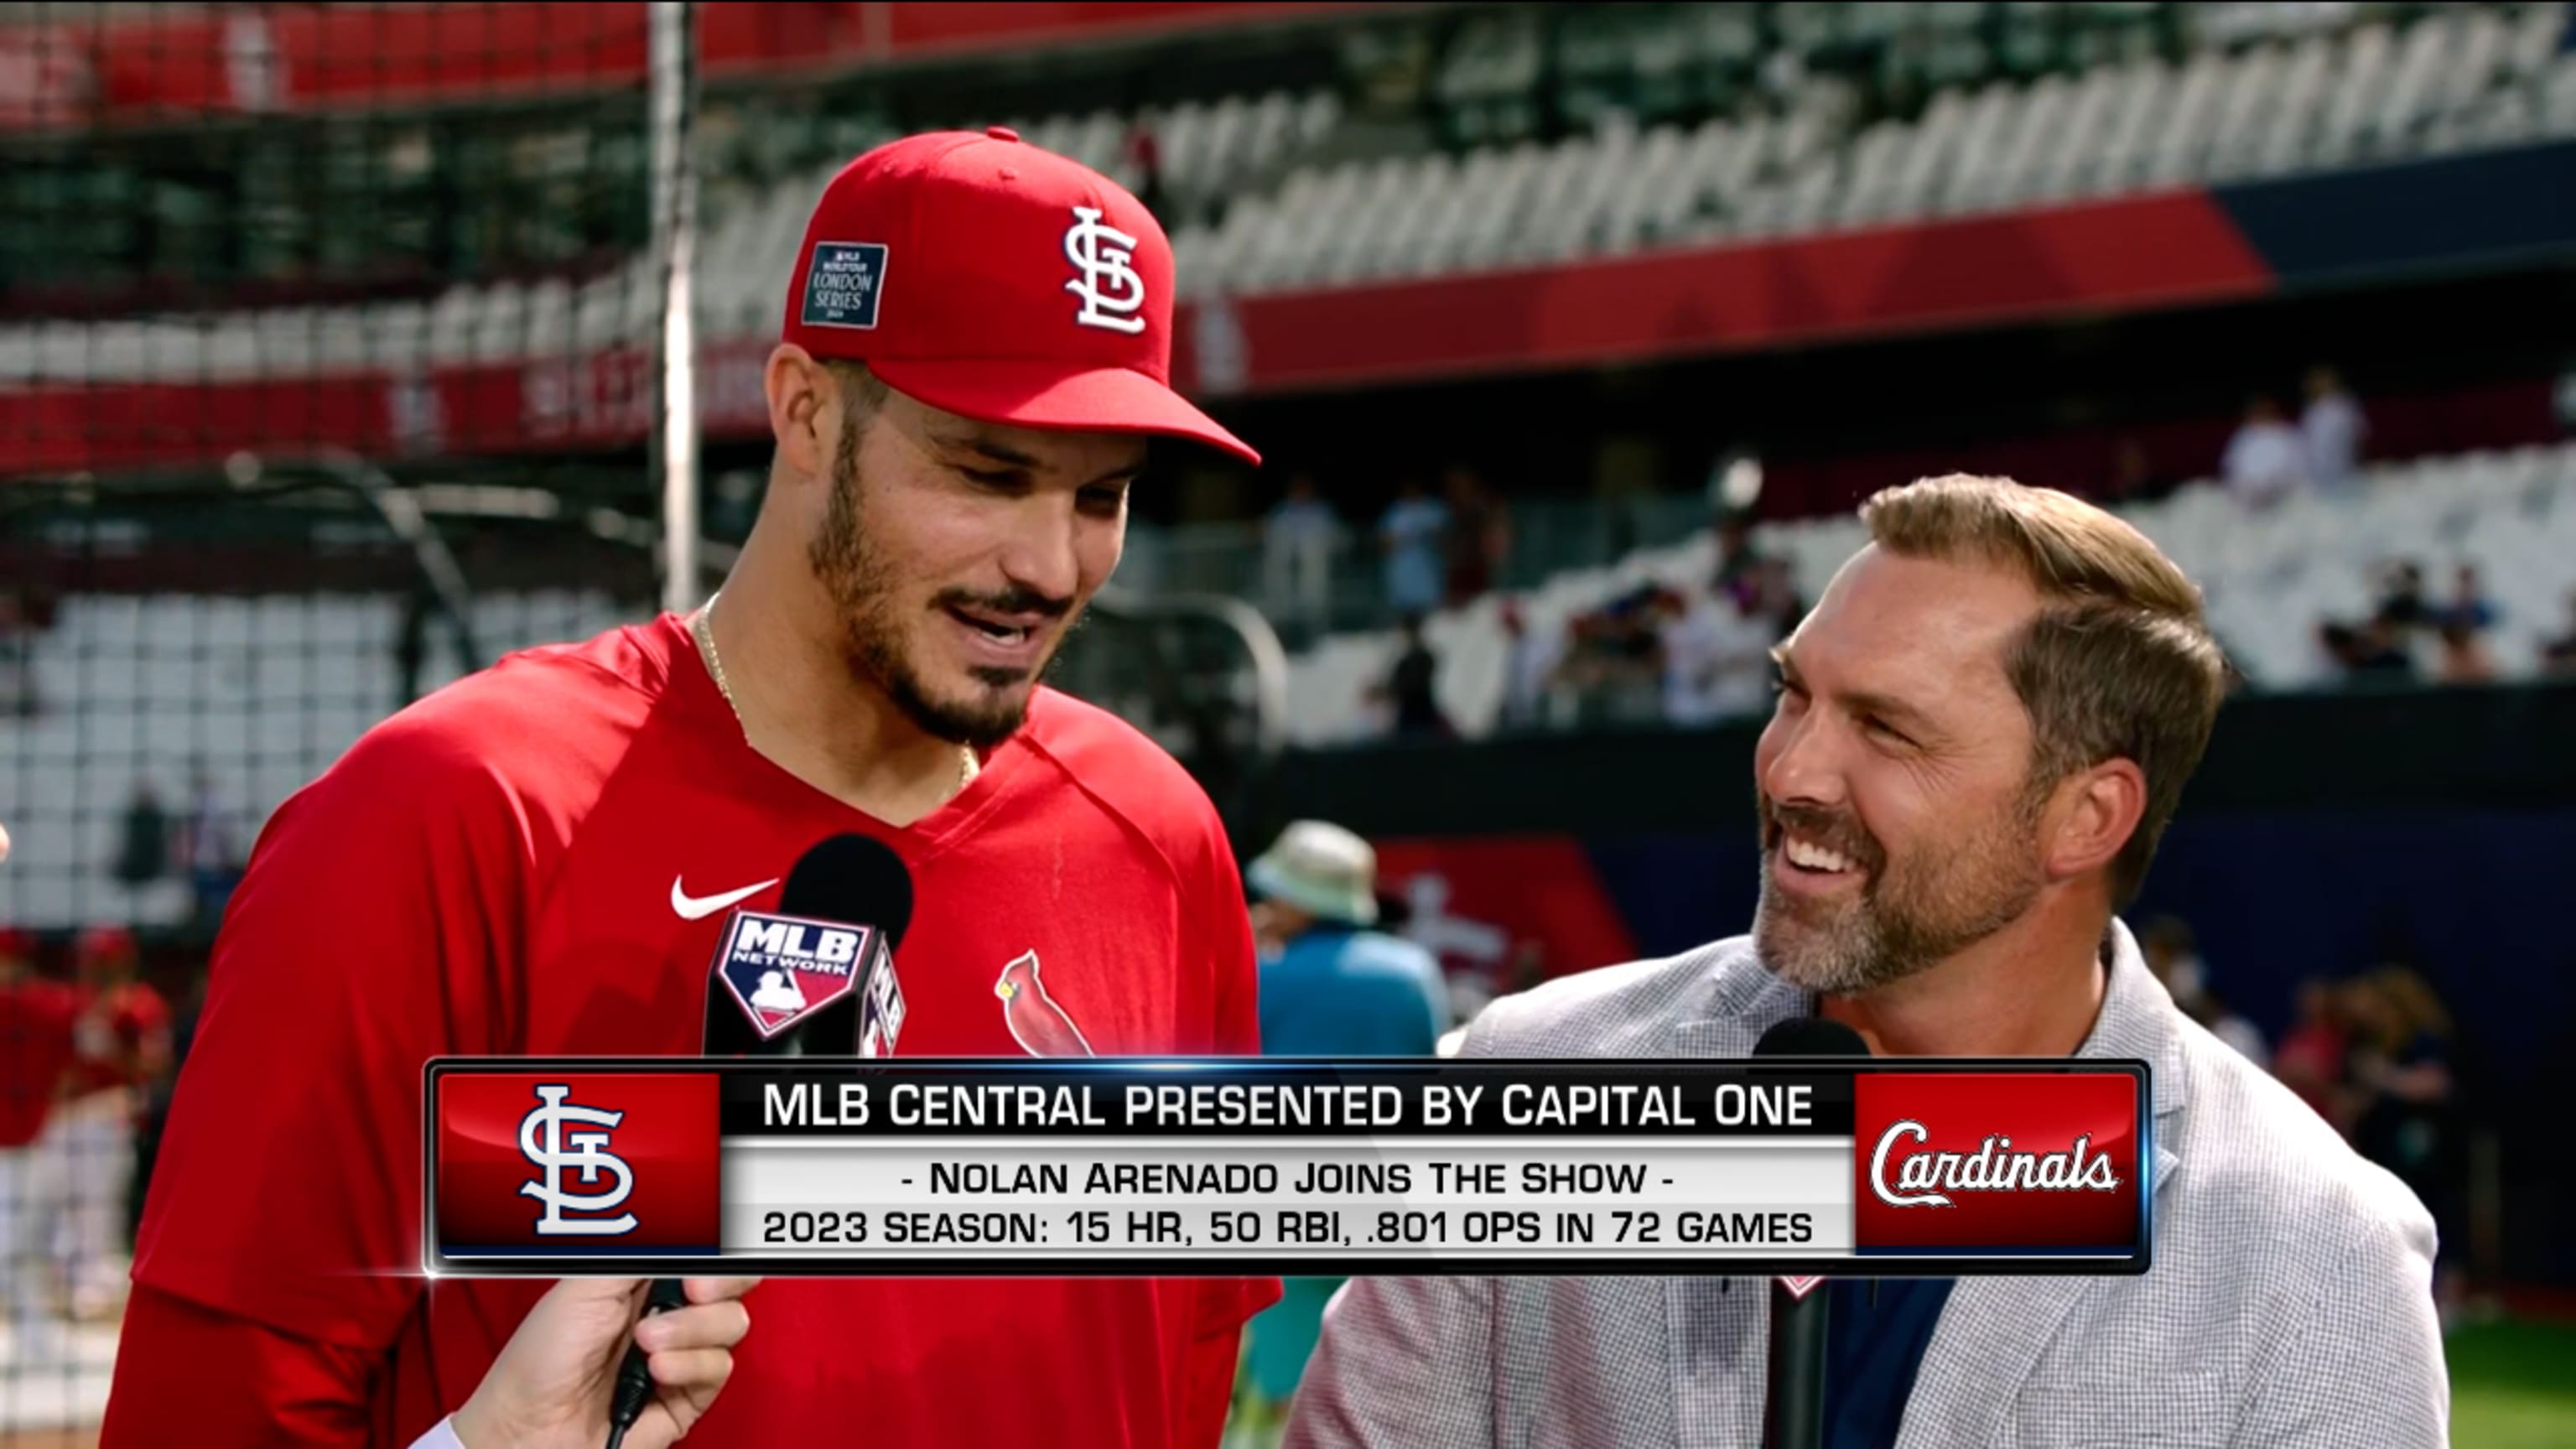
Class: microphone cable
605,1278,689,1449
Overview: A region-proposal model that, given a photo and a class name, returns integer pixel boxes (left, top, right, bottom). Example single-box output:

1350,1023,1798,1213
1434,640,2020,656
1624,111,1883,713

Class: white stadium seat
0,8,2557,392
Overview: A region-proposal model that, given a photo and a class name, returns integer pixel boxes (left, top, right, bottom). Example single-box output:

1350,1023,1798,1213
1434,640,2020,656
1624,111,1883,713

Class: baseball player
104,129,1275,1448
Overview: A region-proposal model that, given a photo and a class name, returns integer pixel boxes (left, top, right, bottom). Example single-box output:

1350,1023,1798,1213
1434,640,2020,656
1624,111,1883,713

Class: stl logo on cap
1063,205,1145,335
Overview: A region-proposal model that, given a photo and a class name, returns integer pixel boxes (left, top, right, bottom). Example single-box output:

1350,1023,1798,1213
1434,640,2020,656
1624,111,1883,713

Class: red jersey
104,614,1275,1448
0,978,77,1147
69,979,171,1095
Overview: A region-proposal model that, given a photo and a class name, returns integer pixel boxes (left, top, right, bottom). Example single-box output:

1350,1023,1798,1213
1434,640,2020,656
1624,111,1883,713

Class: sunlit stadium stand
1274,441,2576,745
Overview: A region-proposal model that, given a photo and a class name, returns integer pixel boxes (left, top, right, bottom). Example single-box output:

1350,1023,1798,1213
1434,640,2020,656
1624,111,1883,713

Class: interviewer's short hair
1859,474,2227,907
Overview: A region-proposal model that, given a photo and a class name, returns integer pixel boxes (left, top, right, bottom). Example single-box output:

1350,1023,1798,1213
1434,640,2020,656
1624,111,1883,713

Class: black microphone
1752,1016,1872,1449
605,833,915,1448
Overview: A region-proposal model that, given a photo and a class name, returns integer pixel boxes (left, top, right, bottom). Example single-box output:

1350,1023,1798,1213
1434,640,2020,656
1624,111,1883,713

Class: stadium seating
1173,4,2576,296
1282,440,2576,746
6,6,2571,385
8,442,2571,929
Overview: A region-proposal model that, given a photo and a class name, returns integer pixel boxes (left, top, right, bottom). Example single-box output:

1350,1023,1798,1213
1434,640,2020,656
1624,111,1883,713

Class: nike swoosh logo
670,875,779,921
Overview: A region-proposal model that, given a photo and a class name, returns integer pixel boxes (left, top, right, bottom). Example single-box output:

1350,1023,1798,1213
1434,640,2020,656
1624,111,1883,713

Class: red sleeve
109,714,531,1436
1202,816,1263,1060
100,1285,392,1447
1182,1309,1249,1449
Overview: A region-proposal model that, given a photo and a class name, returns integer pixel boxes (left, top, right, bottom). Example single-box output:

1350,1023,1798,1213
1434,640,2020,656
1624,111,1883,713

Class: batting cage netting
0,5,1284,1440
0,7,678,1437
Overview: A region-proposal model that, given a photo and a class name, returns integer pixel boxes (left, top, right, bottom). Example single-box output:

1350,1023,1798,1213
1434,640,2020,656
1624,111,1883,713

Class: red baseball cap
781,127,1257,466
77,923,136,963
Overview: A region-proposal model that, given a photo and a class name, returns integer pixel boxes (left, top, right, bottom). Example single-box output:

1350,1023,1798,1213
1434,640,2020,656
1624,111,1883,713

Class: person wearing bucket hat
106,130,1275,1449
1237,821,1452,1431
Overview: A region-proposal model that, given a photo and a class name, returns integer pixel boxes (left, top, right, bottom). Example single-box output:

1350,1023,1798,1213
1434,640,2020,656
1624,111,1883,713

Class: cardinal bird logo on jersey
995,951,1094,1057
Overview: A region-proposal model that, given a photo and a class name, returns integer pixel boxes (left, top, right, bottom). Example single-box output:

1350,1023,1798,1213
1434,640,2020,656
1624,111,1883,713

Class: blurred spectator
2138,916,2205,1003
1123,120,1167,224
2321,558,2434,681
1239,821,1447,1428
2345,967,2463,1303
2373,560,2433,639
179,764,243,926
2319,616,2414,681
1495,598,1566,731
1370,615,1451,740
56,925,169,1321
130,967,206,1252
1749,555,1806,643
1377,480,1449,622
2102,436,2176,506
1262,473,1341,647
397,579,437,709
2435,619,2496,684
0,927,79,1362
1244,820,1451,1056
2140,917,2266,1067
2543,587,2576,678
1559,584,1679,726
1659,588,1774,726
2272,977,2351,1129
2220,395,2306,508
2187,989,2267,1067
112,781,172,900
2443,564,2495,634
2300,365,2368,492
0,589,34,719
1711,510,1770,610
1441,465,1511,605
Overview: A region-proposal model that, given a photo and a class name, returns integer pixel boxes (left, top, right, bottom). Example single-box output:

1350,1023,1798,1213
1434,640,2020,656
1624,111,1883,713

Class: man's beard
1751,782,2047,996
806,423,1074,750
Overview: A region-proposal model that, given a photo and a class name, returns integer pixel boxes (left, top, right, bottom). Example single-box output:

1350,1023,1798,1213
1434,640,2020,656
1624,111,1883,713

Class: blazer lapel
1895,922,2191,1449
1664,964,1808,1449
1666,1275,1767,1449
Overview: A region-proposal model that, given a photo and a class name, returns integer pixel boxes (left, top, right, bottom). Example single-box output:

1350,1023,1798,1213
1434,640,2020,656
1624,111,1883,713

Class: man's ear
765,345,834,483
2043,758,2147,885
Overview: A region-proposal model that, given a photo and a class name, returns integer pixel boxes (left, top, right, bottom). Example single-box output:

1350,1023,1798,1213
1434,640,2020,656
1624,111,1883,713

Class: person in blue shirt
1236,819,1452,1429
1376,482,1450,624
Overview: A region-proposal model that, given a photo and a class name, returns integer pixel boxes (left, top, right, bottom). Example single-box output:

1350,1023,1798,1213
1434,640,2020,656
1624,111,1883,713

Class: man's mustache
933,585,1072,621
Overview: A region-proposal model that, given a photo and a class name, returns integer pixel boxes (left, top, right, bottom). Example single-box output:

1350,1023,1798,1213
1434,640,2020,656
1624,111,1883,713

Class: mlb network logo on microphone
717,910,883,1041
434,1072,722,1255
1852,1071,2147,1259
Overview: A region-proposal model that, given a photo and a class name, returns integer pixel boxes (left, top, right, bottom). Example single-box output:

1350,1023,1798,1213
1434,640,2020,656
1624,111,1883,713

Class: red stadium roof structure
0,1,1362,132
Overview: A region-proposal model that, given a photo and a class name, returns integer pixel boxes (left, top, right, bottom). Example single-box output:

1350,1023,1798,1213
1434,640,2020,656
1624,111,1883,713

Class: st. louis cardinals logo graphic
1867,1120,2122,1208
1063,205,1146,335
995,950,1095,1057
517,1083,640,1236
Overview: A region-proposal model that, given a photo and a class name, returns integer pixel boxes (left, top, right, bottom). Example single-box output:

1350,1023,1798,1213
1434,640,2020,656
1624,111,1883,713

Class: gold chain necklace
693,592,977,793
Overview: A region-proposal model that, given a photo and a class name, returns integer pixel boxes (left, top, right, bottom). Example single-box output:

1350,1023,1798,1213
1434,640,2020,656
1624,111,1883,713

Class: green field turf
2450,1319,2576,1448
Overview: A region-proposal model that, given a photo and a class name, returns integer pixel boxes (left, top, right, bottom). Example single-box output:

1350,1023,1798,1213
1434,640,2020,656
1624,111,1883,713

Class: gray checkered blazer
1285,921,2447,1448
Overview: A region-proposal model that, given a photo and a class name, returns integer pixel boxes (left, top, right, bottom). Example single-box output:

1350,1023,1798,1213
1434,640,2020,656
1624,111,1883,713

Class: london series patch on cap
801,241,890,330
